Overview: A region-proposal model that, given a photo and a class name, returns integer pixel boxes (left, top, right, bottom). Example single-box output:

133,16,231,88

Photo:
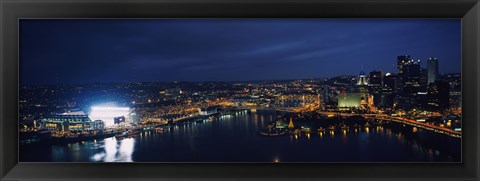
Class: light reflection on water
91,137,135,162
22,111,460,162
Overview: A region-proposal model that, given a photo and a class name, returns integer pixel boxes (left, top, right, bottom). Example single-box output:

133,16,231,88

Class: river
20,110,461,162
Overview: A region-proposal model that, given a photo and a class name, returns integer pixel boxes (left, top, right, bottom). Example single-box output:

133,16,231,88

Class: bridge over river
318,111,462,138
231,106,461,138
233,106,296,113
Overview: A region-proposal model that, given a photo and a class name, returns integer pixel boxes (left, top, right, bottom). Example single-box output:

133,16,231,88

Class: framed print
17,18,462,163
1,0,479,180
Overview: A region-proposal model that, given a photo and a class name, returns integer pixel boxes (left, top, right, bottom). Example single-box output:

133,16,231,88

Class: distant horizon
20,71,461,87
20,19,461,85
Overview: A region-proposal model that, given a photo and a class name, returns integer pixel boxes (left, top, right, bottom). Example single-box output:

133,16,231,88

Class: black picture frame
1,0,479,180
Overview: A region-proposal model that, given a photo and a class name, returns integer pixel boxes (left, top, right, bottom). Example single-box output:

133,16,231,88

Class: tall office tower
420,68,428,92
403,59,421,94
369,70,383,109
397,55,411,91
428,57,439,84
444,73,462,109
369,70,383,88
384,73,397,91
399,59,422,109
428,80,450,110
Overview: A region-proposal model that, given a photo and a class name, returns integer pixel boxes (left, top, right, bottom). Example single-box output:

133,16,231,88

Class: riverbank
19,110,461,162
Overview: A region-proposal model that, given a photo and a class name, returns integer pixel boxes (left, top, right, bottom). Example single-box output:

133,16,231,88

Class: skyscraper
420,68,428,92
403,59,421,94
397,55,411,92
397,59,422,109
428,57,439,84
384,73,397,91
444,73,462,109
368,70,383,109
369,70,383,88
428,80,450,110
397,55,411,76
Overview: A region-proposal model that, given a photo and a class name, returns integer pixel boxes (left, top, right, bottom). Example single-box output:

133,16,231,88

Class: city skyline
17,68,461,86
19,19,462,163
20,19,461,85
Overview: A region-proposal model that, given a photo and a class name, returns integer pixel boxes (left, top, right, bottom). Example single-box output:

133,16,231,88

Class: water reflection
23,111,460,162
118,138,135,162
91,137,135,162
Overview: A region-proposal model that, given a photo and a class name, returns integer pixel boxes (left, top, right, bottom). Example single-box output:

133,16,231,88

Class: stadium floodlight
89,106,132,127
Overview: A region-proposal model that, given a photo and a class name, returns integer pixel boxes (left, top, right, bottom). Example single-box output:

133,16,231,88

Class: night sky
20,19,461,85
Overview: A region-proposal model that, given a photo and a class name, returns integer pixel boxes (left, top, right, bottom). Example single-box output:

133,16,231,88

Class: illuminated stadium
88,106,133,127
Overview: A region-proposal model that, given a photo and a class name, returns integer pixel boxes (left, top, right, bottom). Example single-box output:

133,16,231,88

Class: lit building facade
92,120,105,130
357,71,369,86
396,59,423,109
42,111,92,132
444,73,462,109
338,93,362,109
402,59,421,94
199,106,218,115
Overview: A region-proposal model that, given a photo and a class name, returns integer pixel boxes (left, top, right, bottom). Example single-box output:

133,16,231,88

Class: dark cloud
20,19,461,85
